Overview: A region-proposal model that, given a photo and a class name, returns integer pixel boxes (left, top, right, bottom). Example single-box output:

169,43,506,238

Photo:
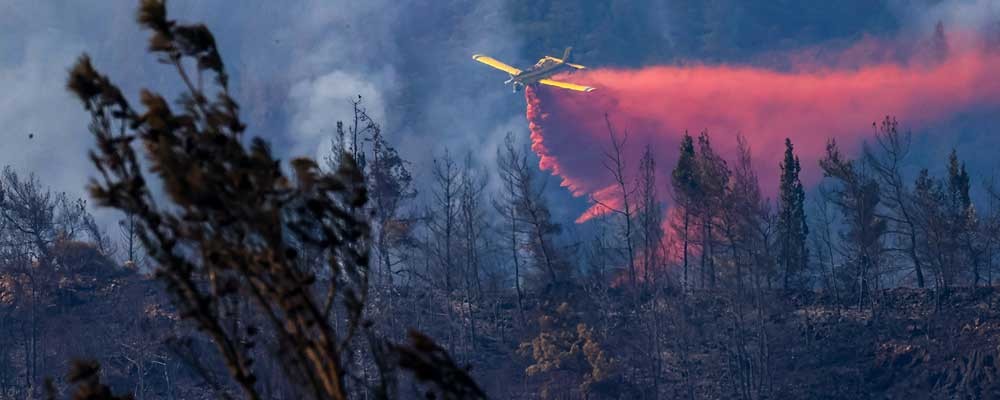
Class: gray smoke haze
892,0,999,35
3,0,999,233
1,0,528,229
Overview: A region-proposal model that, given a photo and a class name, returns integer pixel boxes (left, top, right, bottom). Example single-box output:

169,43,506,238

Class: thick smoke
2,1,521,230
526,32,1000,223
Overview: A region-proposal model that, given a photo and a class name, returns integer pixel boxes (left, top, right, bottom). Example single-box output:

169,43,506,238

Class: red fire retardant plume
525,40,1000,224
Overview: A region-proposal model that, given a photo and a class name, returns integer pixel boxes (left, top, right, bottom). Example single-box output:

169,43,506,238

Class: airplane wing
538,78,595,92
472,55,521,75
543,56,586,69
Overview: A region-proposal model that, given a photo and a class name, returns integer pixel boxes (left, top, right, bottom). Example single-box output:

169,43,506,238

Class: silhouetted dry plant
62,1,484,399
395,331,485,400
46,360,133,400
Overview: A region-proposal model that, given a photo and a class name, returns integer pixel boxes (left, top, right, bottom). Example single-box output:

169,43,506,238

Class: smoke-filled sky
2,0,1000,229
0,0,525,227
528,31,1000,222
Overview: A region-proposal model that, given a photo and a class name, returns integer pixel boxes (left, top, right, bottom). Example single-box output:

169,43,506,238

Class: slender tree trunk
908,228,925,288
683,210,690,292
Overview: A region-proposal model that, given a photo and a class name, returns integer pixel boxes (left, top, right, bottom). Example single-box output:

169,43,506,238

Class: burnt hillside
413,286,1000,399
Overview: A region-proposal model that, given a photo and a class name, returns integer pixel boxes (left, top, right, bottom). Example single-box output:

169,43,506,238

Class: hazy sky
2,0,999,231
0,0,529,227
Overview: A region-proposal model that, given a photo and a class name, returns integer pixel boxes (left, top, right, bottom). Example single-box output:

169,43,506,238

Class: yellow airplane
472,47,595,93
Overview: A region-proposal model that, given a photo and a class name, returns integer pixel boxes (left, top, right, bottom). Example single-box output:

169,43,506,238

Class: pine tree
913,152,974,288
778,138,808,289
695,131,730,289
946,150,981,285
913,168,951,287
947,149,971,212
671,133,699,291
820,139,885,307
637,144,663,284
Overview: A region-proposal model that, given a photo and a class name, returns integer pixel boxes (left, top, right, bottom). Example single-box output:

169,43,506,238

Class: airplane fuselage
512,59,574,86
474,48,594,93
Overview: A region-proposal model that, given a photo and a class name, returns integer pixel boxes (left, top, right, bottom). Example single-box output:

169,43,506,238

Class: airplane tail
561,47,586,69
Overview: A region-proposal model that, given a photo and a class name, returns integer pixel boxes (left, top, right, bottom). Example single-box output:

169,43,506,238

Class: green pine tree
946,149,980,285
778,138,808,289
672,133,699,290
947,149,971,211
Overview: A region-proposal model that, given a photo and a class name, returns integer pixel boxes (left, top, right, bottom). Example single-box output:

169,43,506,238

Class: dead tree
636,144,664,286
493,133,526,317
592,115,638,287
494,133,563,288
0,167,93,395
863,116,926,287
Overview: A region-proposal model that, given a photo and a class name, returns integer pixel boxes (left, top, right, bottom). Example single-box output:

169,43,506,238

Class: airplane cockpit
533,58,554,69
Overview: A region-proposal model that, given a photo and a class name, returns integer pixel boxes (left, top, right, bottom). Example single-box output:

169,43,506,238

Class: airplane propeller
504,74,521,92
